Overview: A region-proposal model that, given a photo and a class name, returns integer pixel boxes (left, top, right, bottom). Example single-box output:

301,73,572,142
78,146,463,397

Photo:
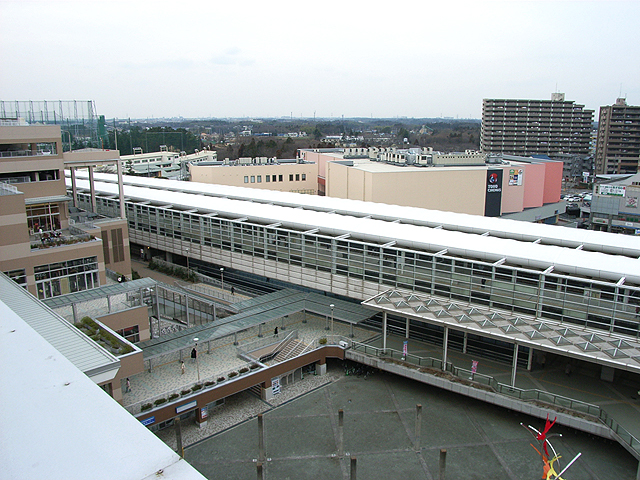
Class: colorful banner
471,360,479,374
403,340,408,356
484,170,503,217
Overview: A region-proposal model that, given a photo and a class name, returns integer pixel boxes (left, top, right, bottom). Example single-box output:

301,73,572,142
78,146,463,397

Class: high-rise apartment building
595,98,640,175
481,93,593,157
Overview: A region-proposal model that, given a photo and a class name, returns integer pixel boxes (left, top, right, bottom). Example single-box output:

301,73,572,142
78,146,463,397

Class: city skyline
1,0,639,120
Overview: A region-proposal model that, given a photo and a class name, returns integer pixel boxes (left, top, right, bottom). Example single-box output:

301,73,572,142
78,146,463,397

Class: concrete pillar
256,463,264,480
338,409,344,456
316,361,327,375
415,404,422,451
350,322,354,338
442,327,449,370
527,347,533,371
350,457,357,480
88,166,96,213
116,157,126,218
405,317,410,338
107,294,112,313
185,293,190,327
72,303,78,324
511,343,519,387
70,167,78,208
258,323,263,338
439,449,447,480
258,414,265,462
233,331,238,345
462,332,468,354
175,417,183,458
382,312,388,352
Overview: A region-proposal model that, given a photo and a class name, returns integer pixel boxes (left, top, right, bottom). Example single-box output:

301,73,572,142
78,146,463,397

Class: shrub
154,398,167,406
181,390,191,396
168,393,179,401
217,376,225,382
250,364,260,370
239,367,249,374
141,403,152,412
319,338,327,345
191,384,203,392
228,371,238,378
204,381,215,387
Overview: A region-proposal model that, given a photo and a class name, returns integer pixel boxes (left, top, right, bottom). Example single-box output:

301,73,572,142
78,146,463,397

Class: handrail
350,341,640,458
236,330,298,359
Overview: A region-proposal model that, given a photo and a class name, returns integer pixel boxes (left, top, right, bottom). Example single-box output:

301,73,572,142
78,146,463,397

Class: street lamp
330,304,335,333
193,337,200,383
220,267,224,290
185,247,190,273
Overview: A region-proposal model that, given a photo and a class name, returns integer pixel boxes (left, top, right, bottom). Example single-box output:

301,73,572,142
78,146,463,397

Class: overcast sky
1,0,638,120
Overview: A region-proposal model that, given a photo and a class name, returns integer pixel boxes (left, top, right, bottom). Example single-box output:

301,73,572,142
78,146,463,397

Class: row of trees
106,127,202,155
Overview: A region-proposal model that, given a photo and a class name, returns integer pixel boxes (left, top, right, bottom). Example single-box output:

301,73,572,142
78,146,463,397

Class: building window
257,175,262,183
251,176,255,183
244,176,249,183
289,174,294,181
27,204,60,233
295,174,300,181
279,175,283,182
266,175,270,183
111,228,125,263
116,325,140,343
34,256,99,300
273,175,277,182
302,174,306,181
3,269,27,288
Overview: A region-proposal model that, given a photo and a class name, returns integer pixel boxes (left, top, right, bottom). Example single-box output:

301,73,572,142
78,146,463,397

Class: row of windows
35,256,99,300
244,173,307,184
79,193,640,337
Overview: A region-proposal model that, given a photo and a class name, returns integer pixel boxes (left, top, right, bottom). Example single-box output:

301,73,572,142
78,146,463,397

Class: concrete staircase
273,340,307,362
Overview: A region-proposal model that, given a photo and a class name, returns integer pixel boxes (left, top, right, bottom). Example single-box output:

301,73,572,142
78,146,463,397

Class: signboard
272,377,281,395
484,169,503,217
403,341,408,357
141,416,155,426
598,185,626,197
508,168,523,186
200,406,208,420
625,196,638,209
176,400,197,414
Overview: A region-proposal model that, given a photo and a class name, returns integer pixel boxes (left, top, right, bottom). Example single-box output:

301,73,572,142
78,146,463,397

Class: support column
116,157,126,219
107,294,112,313
338,409,344,456
258,413,265,463
405,317,410,338
511,343,519,387
175,417,183,458
442,326,449,370
462,331,468,354
527,347,533,371
258,323,263,338
439,449,447,480
88,166,96,213
70,167,78,208
415,404,422,451
382,312,388,352
350,457,357,480
316,361,327,375
184,293,190,327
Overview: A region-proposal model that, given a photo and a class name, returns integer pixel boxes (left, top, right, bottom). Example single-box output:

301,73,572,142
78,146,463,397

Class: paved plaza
184,361,638,480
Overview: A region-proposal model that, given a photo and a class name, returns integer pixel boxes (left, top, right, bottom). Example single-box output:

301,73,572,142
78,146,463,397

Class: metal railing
236,330,298,360
350,341,640,458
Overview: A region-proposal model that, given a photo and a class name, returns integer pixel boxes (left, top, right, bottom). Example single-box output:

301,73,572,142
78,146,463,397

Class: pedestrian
231,286,235,296
274,326,278,337
181,360,185,375
191,346,197,363
125,378,131,393
140,248,145,260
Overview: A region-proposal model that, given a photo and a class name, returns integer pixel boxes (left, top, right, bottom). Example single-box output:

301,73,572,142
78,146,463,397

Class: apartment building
481,93,593,157
595,98,640,175
0,122,130,299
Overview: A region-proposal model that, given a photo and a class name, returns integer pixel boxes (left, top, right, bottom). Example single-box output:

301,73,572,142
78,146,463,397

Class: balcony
30,226,98,251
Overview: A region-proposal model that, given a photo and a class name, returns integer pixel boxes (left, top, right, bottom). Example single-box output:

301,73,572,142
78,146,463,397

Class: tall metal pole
220,267,224,290
330,304,335,333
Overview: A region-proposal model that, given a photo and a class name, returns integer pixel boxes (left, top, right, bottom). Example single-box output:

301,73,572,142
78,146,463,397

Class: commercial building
0,122,131,300
301,147,564,222
190,158,317,194
595,98,640,175
481,93,593,157
589,172,640,234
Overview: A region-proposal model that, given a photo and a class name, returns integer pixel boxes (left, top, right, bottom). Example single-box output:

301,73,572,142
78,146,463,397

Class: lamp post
330,304,335,333
220,267,224,290
193,337,200,383
185,247,190,273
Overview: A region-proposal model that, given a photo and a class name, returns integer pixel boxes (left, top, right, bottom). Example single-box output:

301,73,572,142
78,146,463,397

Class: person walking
274,326,278,337
191,346,197,363
125,378,131,393
181,360,185,375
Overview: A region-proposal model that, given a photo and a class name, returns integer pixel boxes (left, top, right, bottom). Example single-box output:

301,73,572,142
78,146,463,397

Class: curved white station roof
69,173,640,284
